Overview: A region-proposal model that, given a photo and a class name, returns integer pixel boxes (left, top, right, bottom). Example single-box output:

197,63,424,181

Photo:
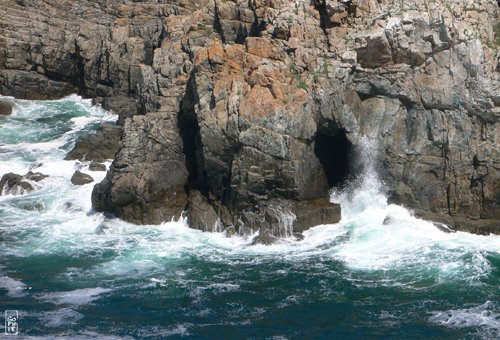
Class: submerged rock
24,171,48,182
71,171,94,185
251,229,279,246
0,99,13,115
186,193,341,239
19,202,45,211
383,216,395,225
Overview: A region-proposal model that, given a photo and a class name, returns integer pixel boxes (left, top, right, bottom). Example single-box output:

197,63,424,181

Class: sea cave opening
314,129,355,189
178,76,208,196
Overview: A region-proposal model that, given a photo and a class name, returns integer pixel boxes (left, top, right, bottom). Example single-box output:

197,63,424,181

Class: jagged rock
65,123,122,162
0,171,47,195
91,112,188,224
24,171,48,182
0,173,34,195
357,30,393,68
89,162,106,172
187,190,219,232
0,99,13,115
70,171,94,185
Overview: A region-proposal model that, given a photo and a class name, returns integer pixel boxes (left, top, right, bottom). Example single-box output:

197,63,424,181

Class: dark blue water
1,96,499,339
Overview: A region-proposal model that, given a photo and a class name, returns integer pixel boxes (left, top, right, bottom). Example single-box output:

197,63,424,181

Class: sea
0,95,498,339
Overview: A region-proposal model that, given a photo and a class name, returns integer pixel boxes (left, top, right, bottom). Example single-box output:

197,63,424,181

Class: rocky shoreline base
1,0,498,237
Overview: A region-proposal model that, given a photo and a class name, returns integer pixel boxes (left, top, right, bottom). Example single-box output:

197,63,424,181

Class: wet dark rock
293,232,305,241
65,123,122,162
63,201,83,212
185,189,341,238
251,229,279,246
28,162,43,170
187,190,219,232
95,222,112,235
224,226,236,238
24,171,48,182
0,175,33,194
70,171,94,185
20,202,45,211
0,99,13,115
88,162,106,172
383,216,395,225
0,171,48,195
416,210,500,235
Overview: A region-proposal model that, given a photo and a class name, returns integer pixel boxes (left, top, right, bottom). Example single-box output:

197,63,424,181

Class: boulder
0,99,13,115
71,171,94,185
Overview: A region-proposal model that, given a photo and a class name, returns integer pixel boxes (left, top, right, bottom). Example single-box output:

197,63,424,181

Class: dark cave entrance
314,130,355,188
178,75,208,195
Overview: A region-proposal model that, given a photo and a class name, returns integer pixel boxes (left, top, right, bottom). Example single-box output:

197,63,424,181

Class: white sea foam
430,301,500,337
135,324,192,338
38,287,112,306
0,275,27,297
37,308,85,328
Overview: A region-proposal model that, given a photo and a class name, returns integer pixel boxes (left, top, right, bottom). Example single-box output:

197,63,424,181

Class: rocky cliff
1,0,499,235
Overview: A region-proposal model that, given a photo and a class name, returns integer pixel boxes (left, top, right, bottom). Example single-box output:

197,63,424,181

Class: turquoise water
0,96,499,339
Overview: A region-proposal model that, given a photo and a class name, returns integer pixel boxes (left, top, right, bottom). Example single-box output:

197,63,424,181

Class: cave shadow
314,129,359,189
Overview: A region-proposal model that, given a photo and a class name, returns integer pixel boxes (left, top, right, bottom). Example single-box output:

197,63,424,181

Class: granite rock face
1,0,499,235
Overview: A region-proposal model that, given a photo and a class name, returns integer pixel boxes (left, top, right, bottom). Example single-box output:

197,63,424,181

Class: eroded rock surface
1,0,499,235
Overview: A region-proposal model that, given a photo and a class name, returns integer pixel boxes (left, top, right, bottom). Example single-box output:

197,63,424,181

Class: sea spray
268,202,296,239
330,137,387,219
